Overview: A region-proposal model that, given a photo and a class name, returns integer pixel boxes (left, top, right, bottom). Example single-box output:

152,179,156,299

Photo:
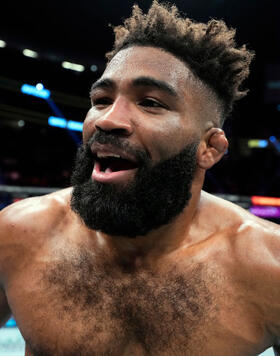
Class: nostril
96,125,131,136
95,125,107,133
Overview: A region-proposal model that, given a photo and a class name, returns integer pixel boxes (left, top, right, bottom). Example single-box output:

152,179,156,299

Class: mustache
87,131,150,164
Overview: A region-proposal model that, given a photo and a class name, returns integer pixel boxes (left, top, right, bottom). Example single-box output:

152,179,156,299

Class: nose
94,97,133,136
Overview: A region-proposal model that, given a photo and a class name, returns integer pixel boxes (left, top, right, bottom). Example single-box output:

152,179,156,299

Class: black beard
70,132,198,238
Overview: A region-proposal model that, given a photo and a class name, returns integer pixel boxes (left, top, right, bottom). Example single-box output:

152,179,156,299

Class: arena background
0,0,279,354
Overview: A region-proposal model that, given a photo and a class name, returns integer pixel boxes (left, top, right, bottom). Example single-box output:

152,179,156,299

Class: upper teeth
97,152,121,159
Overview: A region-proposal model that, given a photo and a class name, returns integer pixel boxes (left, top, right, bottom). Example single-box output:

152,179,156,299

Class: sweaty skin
1,46,280,356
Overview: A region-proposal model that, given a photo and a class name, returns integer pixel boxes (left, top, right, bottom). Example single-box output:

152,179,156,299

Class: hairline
107,43,224,127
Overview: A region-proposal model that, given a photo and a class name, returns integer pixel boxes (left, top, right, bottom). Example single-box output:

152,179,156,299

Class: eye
91,97,112,108
138,98,167,109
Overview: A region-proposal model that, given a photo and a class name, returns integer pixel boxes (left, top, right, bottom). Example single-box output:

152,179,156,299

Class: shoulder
202,191,280,260
0,188,74,281
201,190,279,234
200,191,280,289
202,191,280,341
0,187,73,234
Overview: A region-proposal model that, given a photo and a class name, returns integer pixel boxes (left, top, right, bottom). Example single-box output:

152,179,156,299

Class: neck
95,173,204,267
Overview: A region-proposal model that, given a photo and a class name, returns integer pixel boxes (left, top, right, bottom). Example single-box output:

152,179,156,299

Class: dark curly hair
106,0,254,124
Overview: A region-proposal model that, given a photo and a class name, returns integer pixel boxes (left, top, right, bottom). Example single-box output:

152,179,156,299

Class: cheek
82,109,96,143
150,122,199,162
146,123,189,161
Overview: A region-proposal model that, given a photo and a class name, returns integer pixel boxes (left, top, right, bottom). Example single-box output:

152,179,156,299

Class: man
0,1,279,355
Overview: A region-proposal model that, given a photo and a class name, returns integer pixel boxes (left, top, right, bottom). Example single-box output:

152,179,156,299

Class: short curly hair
106,0,254,125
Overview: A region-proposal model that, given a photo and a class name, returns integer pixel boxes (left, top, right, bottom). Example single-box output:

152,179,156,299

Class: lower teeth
105,167,112,173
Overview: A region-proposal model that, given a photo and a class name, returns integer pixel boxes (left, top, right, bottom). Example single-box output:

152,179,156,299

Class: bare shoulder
201,190,279,235
0,187,73,233
202,191,280,341
202,190,280,259
0,188,73,281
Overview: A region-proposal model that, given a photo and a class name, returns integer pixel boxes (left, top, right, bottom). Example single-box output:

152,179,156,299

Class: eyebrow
90,78,116,94
90,76,178,98
132,76,178,98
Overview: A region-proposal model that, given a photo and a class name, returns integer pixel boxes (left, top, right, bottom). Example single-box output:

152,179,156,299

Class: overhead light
62,61,85,72
0,40,6,48
36,83,44,91
90,64,98,72
67,120,83,132
23,49,38,58
269,135,280,152
251,196,280,207
48,116,67,128
247,139,268,148
250,206,280,218
48,116,83,132
21,84,50,99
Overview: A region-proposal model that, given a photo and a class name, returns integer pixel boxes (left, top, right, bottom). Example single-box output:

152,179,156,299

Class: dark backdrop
0,0,279,196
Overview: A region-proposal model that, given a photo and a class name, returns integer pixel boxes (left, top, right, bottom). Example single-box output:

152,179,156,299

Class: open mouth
95,156,139,173
92,154,139,184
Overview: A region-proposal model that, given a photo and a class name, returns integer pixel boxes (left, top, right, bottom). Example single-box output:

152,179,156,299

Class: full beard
70,132,199,238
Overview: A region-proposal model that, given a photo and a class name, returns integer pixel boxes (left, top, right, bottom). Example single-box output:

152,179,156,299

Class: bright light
21,84,50,99
48,116,67,128
5,317,17,327
269,136,277,142
48,117,83,132
18,120,25,127
67,120,83,132
250,206,280,218
23,49,38,58
36,83,44,91
90,65,98,72
251,196,280,207
0,40,6,48
258,140,268,148
248,139,268,148
62,61,85,72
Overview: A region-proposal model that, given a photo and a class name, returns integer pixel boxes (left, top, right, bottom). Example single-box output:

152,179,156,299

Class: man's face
71,46,204,237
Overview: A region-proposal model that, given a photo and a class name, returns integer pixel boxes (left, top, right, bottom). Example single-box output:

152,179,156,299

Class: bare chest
7,250,269,356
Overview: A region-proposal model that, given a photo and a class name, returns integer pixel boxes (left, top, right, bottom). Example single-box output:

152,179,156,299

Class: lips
91,143,139,184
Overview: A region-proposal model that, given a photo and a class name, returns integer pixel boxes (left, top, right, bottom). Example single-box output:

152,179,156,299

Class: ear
197,128,228,170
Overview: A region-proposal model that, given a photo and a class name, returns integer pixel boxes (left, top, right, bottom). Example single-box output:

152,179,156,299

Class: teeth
105,167,113,174
96,152,121,159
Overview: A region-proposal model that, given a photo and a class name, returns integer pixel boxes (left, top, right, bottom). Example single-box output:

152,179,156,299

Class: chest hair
31,248,217,355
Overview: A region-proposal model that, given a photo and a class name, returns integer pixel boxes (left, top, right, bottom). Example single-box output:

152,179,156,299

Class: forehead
102,46,195,92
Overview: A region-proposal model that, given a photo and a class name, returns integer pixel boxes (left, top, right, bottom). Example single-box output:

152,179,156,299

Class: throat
116,253,148,273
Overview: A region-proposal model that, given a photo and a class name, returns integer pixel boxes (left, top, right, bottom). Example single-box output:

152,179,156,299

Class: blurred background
0,0,279,355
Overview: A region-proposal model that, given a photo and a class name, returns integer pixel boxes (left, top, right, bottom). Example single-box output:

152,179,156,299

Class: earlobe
197,128,228,170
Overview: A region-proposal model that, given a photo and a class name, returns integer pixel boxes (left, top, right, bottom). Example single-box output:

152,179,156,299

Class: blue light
268,135,280,153
48,117,83,132
21,84,50,99
258,140,268,148
277,104,280,111
48,116,67,128
67,120,83,132
5,317,17,327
